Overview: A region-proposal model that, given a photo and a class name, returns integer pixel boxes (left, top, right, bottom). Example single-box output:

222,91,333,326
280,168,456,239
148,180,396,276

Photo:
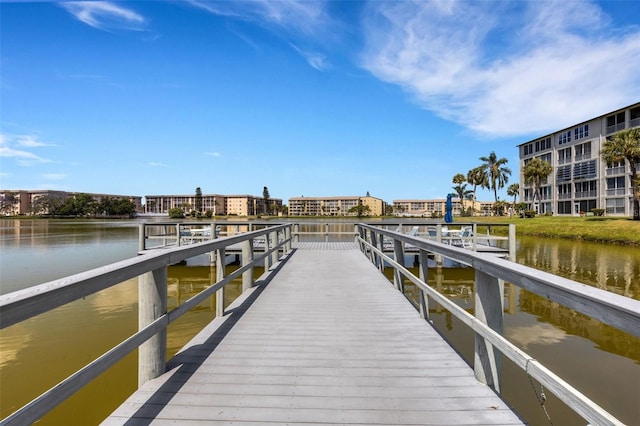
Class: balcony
557,193,572,200
606,166,626,176
575,191,597,199
606,188,629,197
631,117,640,128
574,153,591,162
606,123,626,135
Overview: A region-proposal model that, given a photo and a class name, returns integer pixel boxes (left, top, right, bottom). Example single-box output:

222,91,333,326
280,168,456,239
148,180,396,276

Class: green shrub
168,207,184,218
523,210,537,218
591,208,605,216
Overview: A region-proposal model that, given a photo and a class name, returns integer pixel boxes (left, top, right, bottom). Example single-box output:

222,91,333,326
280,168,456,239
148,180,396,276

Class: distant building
288,195,385,216
517,102,639,216
392,199,494,217
144,193,283,216
0,190,143,215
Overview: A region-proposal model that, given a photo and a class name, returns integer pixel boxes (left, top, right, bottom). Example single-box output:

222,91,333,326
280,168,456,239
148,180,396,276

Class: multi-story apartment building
517,102,639,216
393,199,494,217
288,195,385,216
144,194,226,215
144,194,282,216
0,190,143,215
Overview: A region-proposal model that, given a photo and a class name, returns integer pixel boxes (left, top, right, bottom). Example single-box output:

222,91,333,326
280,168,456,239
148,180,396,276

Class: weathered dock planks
103,244,523,425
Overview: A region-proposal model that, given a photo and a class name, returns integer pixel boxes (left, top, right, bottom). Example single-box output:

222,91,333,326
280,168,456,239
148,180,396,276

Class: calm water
0,219,638,425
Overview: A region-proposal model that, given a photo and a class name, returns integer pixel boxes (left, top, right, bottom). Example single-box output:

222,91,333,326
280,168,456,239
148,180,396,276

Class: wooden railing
0,224,293,426
355,223,640,426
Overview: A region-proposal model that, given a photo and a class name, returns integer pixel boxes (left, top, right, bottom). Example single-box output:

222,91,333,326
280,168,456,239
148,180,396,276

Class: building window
558,131,571,145
575,180,597,198
573,124,589,140
605,160,626,176
606,198,626,215
573,160,597,180
557,183,572,199
606,112,626,134
574,142,592,161
557,201,572,214
558,148,571,165
631,106,640,127
606,176,626,196
577,200,597,213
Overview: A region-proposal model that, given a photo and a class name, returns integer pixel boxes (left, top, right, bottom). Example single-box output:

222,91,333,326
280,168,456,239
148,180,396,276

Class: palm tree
467,166,488,206
601,128,640,220
523,157,553,212
479,152,512,202
452,173,473,213
507,183,520,208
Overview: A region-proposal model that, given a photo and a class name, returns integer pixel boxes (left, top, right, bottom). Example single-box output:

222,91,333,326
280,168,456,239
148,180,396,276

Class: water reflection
517,236,639,299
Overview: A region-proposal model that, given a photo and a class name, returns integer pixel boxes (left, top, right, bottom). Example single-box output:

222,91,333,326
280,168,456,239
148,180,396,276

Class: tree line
22,193,137,217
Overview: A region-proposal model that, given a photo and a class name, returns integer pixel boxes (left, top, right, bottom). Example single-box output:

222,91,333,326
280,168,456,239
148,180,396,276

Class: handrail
356,223,640,426
0,224,293,426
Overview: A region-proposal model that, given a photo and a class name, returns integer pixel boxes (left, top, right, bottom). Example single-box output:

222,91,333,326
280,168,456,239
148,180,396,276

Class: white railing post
216,248,225,317
264,235,271,270
474,270,504,393
138,266,168,386
270,231,279,265
176,224,181,246
294,223,299,243
242,239,254,292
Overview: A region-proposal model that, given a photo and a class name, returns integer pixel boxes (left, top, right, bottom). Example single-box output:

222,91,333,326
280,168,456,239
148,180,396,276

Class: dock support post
138,266,167,386
474,270,504,393
325,223,329,242
216,248,225,317
418,249,430,321
242,240,254,292
508,224,516,261
294,224,299,244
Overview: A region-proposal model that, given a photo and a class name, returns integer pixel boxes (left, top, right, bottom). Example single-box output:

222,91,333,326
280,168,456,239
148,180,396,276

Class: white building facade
518,102,640,216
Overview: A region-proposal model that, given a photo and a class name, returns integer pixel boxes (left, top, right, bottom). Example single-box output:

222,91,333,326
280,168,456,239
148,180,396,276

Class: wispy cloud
60,1,146,32
0,133,52,166
188,0,333,70
188,0,330,35
148,162,169,167
291,44,329,71
205,151,222,157
43,173,66,181
361,0,640,137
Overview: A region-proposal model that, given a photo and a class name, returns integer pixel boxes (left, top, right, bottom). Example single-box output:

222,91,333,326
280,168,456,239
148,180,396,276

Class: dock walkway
103,243,523,425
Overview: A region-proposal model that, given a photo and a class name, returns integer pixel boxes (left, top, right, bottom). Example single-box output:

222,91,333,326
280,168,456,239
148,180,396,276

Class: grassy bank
463,216,640,246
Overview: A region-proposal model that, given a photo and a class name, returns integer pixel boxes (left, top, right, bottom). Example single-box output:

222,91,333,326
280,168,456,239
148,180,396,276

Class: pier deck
103,243,523,425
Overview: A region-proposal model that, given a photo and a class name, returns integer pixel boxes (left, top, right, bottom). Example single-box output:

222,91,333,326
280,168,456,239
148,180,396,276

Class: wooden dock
103,242,523,425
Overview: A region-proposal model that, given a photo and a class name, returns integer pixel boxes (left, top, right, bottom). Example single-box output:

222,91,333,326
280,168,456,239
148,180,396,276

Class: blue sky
2,0,639,204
